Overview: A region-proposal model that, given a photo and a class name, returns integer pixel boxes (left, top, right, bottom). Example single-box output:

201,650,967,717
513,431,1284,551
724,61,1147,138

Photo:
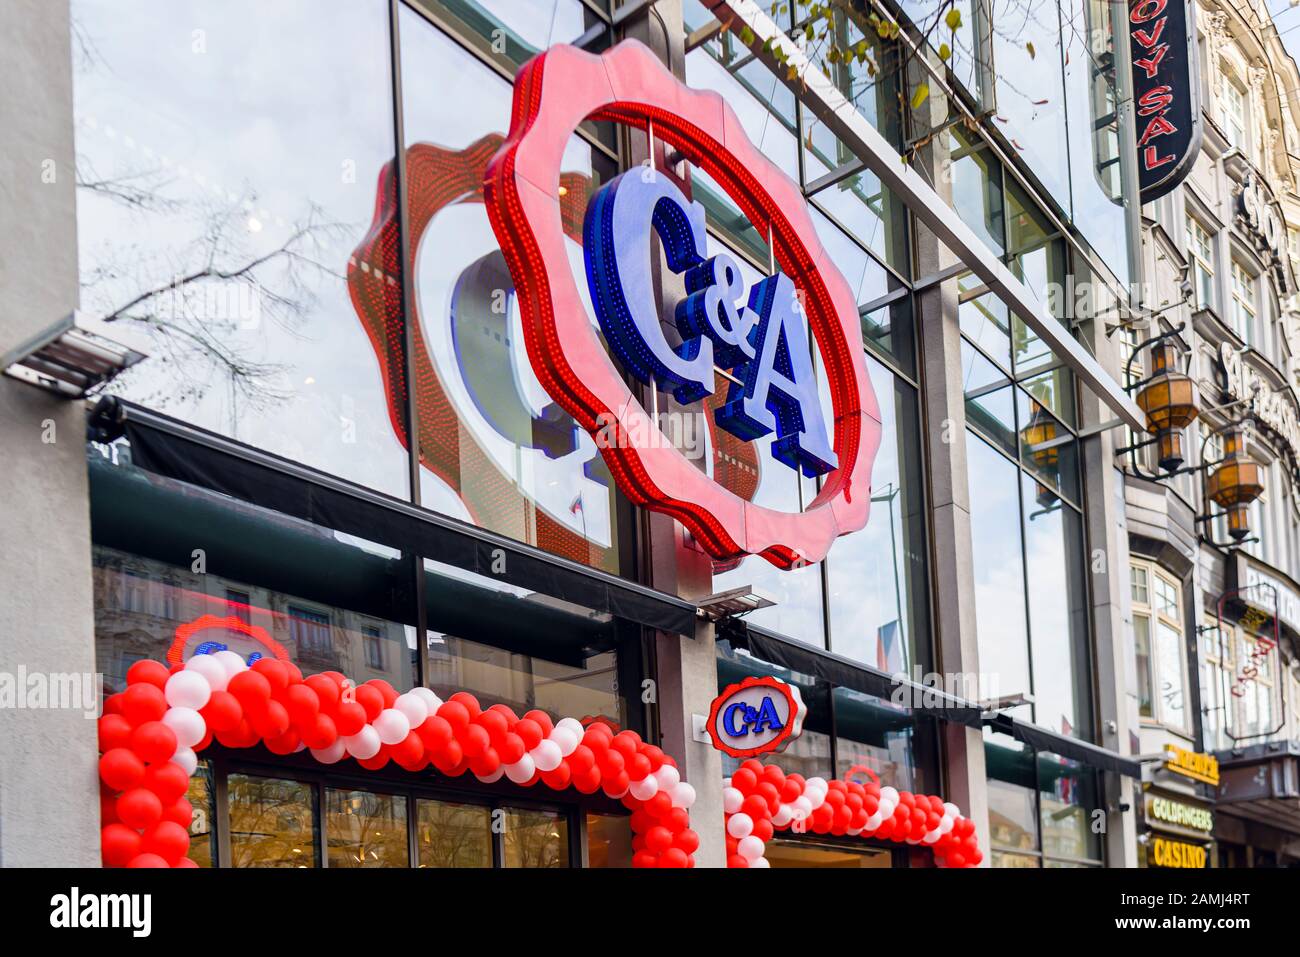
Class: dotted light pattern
483,40,882,568
722,760,984,869
345,134,759,570
97,655,700,868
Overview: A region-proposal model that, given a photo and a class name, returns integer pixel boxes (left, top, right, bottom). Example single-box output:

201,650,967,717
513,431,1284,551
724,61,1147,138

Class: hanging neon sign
484,40,881,569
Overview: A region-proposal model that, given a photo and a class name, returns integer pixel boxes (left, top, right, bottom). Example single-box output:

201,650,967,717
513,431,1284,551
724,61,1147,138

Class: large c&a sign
484,41,881,569
706,676,807,759
1130,0,1203,203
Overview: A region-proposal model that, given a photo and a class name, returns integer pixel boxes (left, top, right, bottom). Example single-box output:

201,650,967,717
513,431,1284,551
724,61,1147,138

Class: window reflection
228,775,317,868
586,813,635,868
73,0,410,497
186,761,215,868
417,799,493,867
326,789,410,868
949,127,1005,256
833,687,930,793
503,808,569,868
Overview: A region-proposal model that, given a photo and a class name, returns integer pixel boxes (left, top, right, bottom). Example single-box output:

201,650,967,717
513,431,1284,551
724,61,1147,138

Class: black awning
103,399,698,637
984,712,1143,778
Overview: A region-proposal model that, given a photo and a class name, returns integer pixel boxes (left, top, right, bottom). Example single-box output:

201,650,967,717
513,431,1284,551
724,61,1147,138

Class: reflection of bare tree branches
78,160,352,410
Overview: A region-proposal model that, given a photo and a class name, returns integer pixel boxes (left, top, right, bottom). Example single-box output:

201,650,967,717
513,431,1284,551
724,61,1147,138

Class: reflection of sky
74,0,408,497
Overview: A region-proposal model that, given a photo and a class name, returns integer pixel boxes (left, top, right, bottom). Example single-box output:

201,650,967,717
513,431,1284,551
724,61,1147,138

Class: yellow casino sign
1163,745,1219,786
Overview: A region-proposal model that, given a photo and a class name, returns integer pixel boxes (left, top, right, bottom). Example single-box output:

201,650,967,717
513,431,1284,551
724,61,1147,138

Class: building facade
1,0,1298,869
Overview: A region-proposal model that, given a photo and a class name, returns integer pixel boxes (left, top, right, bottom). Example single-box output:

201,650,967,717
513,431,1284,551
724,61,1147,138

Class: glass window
963,341,1018,454
586,813,635,868
398,9,627,574
503,807,570,868
1129,560,1188,732
833,687,935,793
416,799,493,868
228,775,317,868
1231,259,1257,347
326,789,410,868
949,126,1006,257
825,355,930,672
1186,216,1215,311
1221,78,1248,154
1133,613,1155,718
1038,755,1101,863
186,761,216,868
73,0,411,497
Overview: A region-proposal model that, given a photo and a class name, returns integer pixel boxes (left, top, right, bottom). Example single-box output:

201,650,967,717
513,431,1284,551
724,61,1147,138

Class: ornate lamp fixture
1021,400,1061,507
1204,426,1264,541
1130,337,1200,472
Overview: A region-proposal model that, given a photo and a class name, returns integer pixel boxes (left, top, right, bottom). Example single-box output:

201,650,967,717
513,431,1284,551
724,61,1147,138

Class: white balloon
373,708,411,746
475,766,506,784
344,725,381,760
409,687,442,711
737,835,765,861
170,746,198,776
750,856,771,868
549,726,579,757
555,717,585,739
722,787,744,815
165,670,211,710
654,764,681,790
727,812,754,839
804,788,827,810
628,775,660,801
505,754,536,784
184,654,228,692
670,782,696,809
212,650,248,678
864,813,883,830
943,802,960,818
923,830,941,844
772,806,794,827
792,796,813,818
880,786,900,805
938,816,954,835
805,776,828,795
393,693,429,729
311,739,348,764
531,739,563,773
162,707,206,748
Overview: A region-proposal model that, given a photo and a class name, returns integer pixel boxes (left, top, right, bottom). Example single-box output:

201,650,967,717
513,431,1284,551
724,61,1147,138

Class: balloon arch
96,652,982,869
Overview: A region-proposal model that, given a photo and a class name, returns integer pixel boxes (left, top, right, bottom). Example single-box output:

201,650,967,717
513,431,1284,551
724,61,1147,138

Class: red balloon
130,721,178,765
175,857,200,869
264,727,301,755
365,679,399,709
126,659,171,691
742,794,770,821
101,824,143,867
573,766,602,794
632,850,658,869
567,744,595,776
948,851,967,868
216,718,260,749
144,762,190,804
161,796,193,829
599,749,625,777
121,683,168,726
251,700,290,740
628,753,652,781
300,713,338,750
460,723,490,759
647,792,673,819
752,818,774,843
284,684,321,728
541,762,572,791
391,733,426,770
447,691,481,719
98,714,133,753
333,700,367,737
522,709,553,736
468,747,501,778
200,690,242,733
303,674,340,712
416,715,453,751
99,748,146,792
103,692,126,716
672,828,700,854
100,792,118,826
353,684,385,722
514,718,543,751
227,670,272,716
658,847,689,868
117,788,163,829
730,767,758,794
430,739,464,773
497,732,525,765
645,826,673,853
357,749,390,771
127,853,170,868
611,731,641,760
250,658,290,693
602,770,630,798
727,853,750,868
475,709,509,745
141,820,190,864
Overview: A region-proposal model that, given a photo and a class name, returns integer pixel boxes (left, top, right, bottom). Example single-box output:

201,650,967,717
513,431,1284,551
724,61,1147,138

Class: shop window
1200,621,1233,750
186,760,216,868
586,813,635,868
1221,77,1249,154
502,807,570,868
416,799,493,868
1129,560,1188,732
326,789,410,868
72,0,413,499
765,838,893,868
227,774,318,868
1185,216,1215,311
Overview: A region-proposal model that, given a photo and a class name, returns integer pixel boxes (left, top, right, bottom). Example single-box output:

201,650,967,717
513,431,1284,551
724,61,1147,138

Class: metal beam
702,0,1148,432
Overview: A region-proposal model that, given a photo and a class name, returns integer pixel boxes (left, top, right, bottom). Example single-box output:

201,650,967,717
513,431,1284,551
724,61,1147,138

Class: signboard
1129,0,1203,203
1236,174,1293,293
1238,556,1300,638
1218,341,1300,482
484,40,881,570
1148,834,1208,868
706,675,807,758
1147,794,1213,832
1163,744,1220,786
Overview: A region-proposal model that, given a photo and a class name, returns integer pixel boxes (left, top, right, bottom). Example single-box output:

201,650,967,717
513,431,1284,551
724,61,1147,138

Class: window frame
1129,558,1190,734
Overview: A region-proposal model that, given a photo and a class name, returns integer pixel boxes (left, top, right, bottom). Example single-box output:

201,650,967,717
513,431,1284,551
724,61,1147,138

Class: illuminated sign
1149,835,1207,868
165,614,290,668
706,675,806,759
484,40,881,569
1129,0,1202,203
1148,795,1213,832
1163,745,1220,786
